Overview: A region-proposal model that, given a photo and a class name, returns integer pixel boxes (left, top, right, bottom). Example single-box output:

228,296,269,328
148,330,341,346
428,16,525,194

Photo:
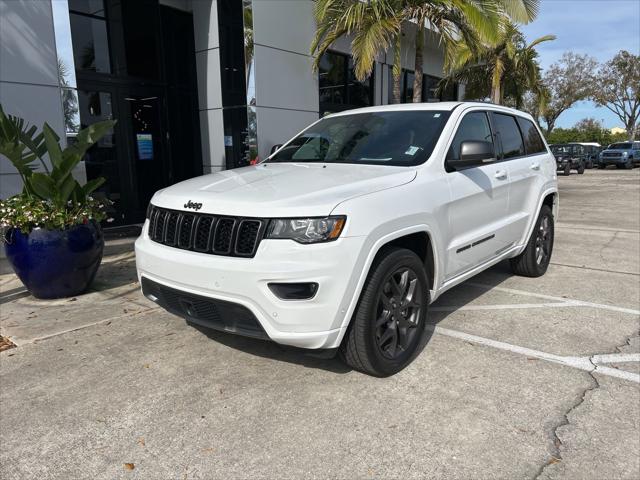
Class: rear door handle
530,162,541,171
494,170,507,180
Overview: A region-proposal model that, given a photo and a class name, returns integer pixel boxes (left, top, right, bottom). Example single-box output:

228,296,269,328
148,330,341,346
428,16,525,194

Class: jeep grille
148,206,265,258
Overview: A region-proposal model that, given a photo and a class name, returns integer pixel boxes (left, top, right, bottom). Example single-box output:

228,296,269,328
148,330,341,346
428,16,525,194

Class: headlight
622,151,629,157
266,216,346,244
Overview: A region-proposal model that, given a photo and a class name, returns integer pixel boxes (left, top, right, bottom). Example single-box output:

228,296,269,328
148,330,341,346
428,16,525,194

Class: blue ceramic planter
4,222,104,299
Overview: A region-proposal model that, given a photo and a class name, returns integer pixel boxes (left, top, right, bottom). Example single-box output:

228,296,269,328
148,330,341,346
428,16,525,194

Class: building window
319,51,373,115
69,0,111,74
389,69,458,103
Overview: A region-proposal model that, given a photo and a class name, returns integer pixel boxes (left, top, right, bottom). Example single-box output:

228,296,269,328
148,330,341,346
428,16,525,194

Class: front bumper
599,157,627,165
135,222,366,349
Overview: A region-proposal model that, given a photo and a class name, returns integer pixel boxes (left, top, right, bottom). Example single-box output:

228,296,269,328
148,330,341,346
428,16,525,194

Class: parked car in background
136,102,558,376
550,143,586,175
598,142,640,169
574,142,602,168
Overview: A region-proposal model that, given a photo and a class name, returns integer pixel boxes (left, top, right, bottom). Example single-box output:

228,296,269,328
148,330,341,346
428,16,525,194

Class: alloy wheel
374,267,423,360
535,215,552,265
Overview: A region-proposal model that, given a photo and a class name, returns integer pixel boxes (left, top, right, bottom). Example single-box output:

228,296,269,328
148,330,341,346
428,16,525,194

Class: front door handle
494,170,507,180
530,162,541,171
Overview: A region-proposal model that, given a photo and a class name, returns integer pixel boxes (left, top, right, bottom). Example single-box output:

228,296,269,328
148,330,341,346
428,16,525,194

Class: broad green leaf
82,177,106,196
29,172,56,200
42,123,63,169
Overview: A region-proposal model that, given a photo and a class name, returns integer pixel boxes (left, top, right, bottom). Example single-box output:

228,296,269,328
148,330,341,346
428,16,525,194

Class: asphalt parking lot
1,169,639,479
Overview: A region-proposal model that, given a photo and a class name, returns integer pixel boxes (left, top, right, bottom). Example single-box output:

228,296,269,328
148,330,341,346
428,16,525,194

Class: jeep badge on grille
184,200,203,211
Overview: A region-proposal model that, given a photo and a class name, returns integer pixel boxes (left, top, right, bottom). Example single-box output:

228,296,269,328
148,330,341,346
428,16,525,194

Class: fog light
268,282,318,300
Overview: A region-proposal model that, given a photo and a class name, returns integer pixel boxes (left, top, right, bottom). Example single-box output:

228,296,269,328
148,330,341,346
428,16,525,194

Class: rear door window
516,117,546,155
492,113,525,159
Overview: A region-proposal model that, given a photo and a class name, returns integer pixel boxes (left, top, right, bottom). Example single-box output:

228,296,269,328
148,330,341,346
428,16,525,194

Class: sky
521,0,640,129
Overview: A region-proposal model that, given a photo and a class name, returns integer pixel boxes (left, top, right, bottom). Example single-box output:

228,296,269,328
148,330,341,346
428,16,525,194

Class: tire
577,162,585,174
340,247,429,377
617,164,624,169
510,205,554,278
626,159,633,169
563,164,571,176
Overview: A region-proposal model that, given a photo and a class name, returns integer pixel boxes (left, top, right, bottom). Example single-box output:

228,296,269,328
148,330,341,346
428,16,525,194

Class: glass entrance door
77,83,170,225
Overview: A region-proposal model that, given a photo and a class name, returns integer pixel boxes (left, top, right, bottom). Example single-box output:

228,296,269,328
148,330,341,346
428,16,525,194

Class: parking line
467,282,640,316
556,223,640,234
591,353,640,364
431,302,573,312
430,325,640,384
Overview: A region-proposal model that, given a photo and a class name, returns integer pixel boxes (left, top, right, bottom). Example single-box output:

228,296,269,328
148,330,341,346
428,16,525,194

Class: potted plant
0,105,116,299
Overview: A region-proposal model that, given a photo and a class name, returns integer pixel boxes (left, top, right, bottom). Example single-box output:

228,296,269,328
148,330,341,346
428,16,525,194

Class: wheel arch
337,225,441,337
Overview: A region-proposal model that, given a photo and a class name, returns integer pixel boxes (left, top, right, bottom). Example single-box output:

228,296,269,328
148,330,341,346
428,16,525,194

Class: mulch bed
0,335,16,352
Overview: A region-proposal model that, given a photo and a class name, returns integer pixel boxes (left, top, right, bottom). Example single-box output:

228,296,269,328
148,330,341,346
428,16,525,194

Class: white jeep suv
135,102,558,376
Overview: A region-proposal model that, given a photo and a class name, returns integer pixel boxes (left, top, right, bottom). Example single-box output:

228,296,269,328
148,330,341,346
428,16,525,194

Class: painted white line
429,325,640,384
467,282,640,316
430,302,573,312
556,223,640,234
591,353,640,364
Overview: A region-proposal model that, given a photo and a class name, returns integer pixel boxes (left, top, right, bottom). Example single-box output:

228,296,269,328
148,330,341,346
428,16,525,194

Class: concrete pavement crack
533,368,599,480
533,331,638,479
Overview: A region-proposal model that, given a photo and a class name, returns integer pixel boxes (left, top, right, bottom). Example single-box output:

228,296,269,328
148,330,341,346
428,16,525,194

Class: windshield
267,110,451,166
609,143,632,150
551,145,581,154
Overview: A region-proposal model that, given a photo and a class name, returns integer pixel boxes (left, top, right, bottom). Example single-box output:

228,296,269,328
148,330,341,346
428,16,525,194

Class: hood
151,163,417,217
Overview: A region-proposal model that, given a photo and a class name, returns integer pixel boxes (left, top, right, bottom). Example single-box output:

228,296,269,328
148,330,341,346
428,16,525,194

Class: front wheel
510,205,554,277
577,162,585,174
562,164,571,176
340,247,429,377
626,159,634,169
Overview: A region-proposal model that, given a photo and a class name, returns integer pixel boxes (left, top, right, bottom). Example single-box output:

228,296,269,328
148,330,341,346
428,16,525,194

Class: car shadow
190,324,352,374
188,260,516,376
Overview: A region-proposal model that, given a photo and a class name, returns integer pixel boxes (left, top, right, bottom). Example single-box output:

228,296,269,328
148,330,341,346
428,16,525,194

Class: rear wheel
510,205,554,277
340,247,428,377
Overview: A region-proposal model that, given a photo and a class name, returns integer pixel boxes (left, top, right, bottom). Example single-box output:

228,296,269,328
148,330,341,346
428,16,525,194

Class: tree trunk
491,59,503,104
413,25,424,103
392,33,402,104
627,120,637,140
392,72,402,104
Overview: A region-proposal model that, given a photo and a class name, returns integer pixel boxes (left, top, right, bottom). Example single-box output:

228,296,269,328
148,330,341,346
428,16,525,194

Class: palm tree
403,0,504,103
445,21,554,104
311,0,404,103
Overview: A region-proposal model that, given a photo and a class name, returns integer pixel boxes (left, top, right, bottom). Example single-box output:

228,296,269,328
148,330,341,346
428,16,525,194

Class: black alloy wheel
375,267,423,360
535,214,552,266
340,247,429,376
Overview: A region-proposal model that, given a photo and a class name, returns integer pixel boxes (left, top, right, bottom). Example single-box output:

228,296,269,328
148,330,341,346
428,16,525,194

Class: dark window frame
445,110,496,171
516,116,547,156
490,112,526,161
319,50,374,115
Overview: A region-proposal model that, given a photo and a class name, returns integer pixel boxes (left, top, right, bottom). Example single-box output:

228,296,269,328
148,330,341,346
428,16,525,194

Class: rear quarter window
516,117,547,155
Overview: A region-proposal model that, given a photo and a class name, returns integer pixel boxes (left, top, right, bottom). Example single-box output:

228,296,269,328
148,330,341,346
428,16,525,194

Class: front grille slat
148,207,264,258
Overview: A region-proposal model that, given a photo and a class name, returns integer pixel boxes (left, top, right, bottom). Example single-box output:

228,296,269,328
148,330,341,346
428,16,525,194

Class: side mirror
449,140,496,170
270,144,283,155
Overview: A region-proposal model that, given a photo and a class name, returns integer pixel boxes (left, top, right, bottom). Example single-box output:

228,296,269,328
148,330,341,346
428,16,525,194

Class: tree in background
547,117,628,145
446,21,554,106
312,0,542,105
538,52,597,135
591,50,640,140
311,0,403,102
403,0,504,103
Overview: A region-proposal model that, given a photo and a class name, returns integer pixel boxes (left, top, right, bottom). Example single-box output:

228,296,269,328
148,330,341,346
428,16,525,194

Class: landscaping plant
0,104,115,234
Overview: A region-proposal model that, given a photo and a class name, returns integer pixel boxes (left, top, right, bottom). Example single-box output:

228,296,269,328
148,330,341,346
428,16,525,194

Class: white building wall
252,0,319,160
0,0,66,199
190,0,225,174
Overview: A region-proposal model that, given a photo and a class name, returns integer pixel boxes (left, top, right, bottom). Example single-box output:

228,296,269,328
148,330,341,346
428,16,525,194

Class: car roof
328,101,532,118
